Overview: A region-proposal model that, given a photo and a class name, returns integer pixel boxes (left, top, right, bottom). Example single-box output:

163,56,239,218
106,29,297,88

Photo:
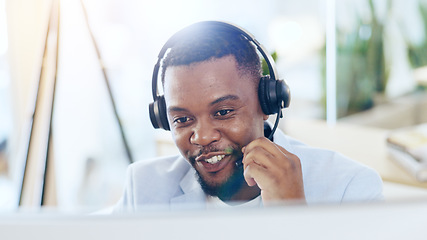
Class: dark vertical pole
41,0,60,206
19,0,55,207
79,0,134,164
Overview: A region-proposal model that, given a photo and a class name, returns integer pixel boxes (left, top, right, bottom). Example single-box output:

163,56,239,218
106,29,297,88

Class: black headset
149,21,290,136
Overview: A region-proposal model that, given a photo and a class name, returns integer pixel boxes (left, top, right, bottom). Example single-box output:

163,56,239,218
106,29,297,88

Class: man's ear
263,114,269,121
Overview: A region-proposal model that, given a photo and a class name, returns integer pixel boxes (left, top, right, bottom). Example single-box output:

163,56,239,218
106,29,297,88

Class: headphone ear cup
149,101,159,129
278,80,291,109
158,96,170,130
258,76,278,115
149,95,170,131
258,76,271,115
258,76,291,115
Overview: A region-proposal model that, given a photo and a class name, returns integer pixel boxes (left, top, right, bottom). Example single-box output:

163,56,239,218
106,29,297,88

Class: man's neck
219,182,261,202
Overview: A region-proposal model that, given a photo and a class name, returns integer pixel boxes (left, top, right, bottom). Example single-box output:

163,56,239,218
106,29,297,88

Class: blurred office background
0,0,426,212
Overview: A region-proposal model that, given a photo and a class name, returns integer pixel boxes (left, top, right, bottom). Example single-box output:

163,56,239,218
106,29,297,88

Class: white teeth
204,155,225,164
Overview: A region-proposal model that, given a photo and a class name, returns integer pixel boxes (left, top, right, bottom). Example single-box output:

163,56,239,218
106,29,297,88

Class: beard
187,145,246,201
194,158,245,201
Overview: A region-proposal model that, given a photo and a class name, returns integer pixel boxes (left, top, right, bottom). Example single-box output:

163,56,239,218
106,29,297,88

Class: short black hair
160,27,262,85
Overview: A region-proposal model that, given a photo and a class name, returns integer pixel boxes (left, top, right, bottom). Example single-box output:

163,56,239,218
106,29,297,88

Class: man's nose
190,118,220,146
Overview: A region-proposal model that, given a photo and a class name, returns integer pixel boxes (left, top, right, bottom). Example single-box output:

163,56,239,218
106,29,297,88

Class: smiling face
164,55,267,201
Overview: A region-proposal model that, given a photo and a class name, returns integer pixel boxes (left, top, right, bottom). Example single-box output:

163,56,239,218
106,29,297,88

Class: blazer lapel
170,167,206,210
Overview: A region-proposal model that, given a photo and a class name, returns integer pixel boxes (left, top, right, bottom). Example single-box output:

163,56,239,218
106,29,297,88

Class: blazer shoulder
129,155,191,182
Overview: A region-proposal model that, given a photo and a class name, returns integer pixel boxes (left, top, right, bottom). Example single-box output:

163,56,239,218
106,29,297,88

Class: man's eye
174,117,190,124
215,109,233,117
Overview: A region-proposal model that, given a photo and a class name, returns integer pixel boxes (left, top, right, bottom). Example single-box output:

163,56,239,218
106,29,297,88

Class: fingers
243,163,275,189
241,137,305,201
242,137,297,172
243,165,257,187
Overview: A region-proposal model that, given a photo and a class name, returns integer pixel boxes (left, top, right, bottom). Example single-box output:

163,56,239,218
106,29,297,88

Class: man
114,21,383,212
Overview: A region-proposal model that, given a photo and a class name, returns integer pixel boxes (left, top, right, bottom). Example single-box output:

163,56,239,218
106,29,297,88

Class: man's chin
195,164,245,201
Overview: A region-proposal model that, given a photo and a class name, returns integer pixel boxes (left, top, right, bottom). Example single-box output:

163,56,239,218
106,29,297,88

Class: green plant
321,0,390,118
261,51,278,76
407,2,427,69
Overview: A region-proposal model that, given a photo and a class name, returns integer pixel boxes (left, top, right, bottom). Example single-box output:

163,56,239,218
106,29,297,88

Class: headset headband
151,21,279,100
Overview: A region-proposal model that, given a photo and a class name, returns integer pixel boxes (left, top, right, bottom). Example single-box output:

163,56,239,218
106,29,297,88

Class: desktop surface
1,200,427,240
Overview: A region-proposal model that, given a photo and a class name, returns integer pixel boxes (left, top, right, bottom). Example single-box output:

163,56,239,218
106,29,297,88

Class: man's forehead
163,56,257,107
169,58,256,83
164,57,235,84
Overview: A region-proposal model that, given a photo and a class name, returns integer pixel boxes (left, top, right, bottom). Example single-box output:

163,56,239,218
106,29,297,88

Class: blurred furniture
283,118,427,189
339,91,427,129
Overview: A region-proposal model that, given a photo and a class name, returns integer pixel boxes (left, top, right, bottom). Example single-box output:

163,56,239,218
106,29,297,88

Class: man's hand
242,137,306,204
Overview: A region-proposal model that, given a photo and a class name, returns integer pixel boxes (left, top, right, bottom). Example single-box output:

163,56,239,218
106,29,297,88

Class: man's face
164,55,267,198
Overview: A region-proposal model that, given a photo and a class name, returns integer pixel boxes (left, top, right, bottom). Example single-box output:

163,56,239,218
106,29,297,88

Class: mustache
191,145,223,159
188,145,243,161
187,144,244,169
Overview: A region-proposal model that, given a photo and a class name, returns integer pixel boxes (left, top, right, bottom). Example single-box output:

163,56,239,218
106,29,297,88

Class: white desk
2,201,427,240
